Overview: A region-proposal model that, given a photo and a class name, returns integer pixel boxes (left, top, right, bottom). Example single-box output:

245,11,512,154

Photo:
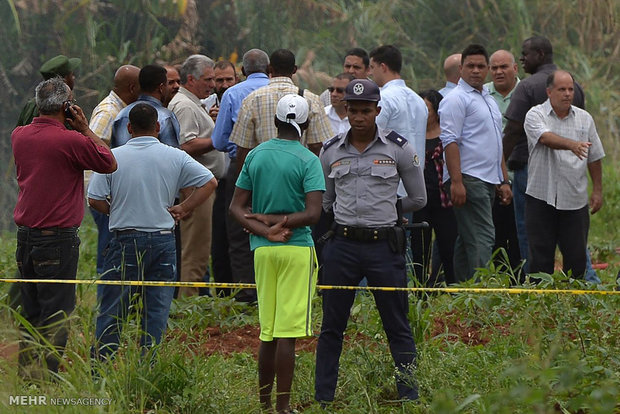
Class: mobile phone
64,101,75,120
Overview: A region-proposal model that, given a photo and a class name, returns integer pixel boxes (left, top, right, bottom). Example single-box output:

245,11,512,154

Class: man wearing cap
16,54,81,127
89,103,217,359
229,94,324,413
12,77,116,378
315,79,426,404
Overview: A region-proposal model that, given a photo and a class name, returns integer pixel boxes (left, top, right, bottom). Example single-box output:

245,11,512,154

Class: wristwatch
500,180,512,186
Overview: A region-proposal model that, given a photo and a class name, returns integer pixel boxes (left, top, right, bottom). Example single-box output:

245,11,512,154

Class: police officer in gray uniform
315,79,427,403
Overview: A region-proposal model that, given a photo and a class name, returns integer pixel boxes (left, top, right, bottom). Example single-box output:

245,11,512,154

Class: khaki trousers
179,192,215,297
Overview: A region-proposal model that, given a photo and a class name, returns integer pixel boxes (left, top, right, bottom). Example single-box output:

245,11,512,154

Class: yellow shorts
254,245,318,341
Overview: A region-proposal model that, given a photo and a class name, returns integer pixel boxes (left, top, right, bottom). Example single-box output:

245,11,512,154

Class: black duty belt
335,225,392,242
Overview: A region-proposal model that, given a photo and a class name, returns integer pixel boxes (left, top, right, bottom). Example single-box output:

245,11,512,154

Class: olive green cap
39,55,81,79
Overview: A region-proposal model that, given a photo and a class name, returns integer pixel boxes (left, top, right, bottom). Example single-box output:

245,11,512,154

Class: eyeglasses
328,87,345,93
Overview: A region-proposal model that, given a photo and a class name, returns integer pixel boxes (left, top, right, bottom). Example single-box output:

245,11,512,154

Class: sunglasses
328,86,345,93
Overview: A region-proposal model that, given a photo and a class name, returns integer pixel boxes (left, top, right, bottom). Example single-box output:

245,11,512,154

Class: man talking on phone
11,77,116,379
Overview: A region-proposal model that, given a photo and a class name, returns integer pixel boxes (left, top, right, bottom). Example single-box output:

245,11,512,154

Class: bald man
90,64,141,144
485,50,519,129
88,64,140,275
484,50,521,277
524,70,604,278
438,53,461,96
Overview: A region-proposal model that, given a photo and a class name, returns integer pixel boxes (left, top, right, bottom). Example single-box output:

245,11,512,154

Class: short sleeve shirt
320,128,427,227
229,77,334,149
524,100,604,210
236,138,325,250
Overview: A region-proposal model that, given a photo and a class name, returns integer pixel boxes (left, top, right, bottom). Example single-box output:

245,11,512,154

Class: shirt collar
381,79,405,90
125,136,160,145
338,125,383,150
542,98,575,118
109,90,128,107
269,76,294,85
485,77,520,98
458,78,488,95
246,72,269,80
138,94,164,108
177,87,203,106
31,117,65,128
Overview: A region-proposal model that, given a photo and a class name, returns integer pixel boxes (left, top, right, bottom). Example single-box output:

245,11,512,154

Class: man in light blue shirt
439,44,512,282
368,45,427,167
88,103,217,359
212,49,270,158
111,64,180,148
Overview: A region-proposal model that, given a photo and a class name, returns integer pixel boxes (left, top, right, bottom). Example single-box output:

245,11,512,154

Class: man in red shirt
12,77,117,379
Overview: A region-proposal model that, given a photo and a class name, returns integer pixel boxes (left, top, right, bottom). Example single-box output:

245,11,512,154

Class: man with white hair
169,54,226,297
12,77,116,377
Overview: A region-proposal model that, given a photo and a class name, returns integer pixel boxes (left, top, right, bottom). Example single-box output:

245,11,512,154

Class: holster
388,226,407,255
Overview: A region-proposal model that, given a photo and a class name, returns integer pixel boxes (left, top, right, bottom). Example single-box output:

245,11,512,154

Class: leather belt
18,226,78,236
115,229,173,235
335,225,392,242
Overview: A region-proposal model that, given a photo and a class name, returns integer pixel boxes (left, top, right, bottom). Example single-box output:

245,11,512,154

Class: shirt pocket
370,164,398,179
328,163,351,179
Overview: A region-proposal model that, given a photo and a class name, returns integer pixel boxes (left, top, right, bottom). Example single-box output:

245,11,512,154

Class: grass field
1,164,619,413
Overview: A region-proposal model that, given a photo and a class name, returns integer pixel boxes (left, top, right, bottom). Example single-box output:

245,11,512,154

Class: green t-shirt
236,138,325,250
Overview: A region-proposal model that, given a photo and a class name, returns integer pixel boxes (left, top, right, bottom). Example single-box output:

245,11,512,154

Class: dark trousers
225,159,256,303
492,195,522,280
525,195,589,278
16,226,80,374
210,175,233,296
94,232,176,360
410,198,457,285
315,236,418,402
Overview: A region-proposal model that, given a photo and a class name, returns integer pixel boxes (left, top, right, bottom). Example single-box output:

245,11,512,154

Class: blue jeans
315,236,418,402
94,231,176,359
16,226,80,373
90,208,113,275
512,166,529,273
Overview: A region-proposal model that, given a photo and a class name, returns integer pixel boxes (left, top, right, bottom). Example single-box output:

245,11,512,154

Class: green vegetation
1,212,620,412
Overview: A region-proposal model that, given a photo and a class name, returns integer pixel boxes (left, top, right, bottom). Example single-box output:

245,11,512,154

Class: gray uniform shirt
320,128,426,227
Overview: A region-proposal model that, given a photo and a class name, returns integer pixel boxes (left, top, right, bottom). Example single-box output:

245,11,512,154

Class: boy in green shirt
230,94,325,413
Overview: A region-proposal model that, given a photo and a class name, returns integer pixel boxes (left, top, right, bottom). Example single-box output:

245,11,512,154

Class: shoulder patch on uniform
385,130,407,147
323,135,340,150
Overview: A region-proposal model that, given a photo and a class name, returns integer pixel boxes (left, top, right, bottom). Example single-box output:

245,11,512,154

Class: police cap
343,79,380,102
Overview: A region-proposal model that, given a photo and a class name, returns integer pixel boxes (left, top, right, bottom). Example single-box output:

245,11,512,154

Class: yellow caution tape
0,278,618,295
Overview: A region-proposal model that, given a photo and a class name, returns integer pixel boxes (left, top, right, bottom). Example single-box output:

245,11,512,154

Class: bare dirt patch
169,325,378,359
430,311,511,346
